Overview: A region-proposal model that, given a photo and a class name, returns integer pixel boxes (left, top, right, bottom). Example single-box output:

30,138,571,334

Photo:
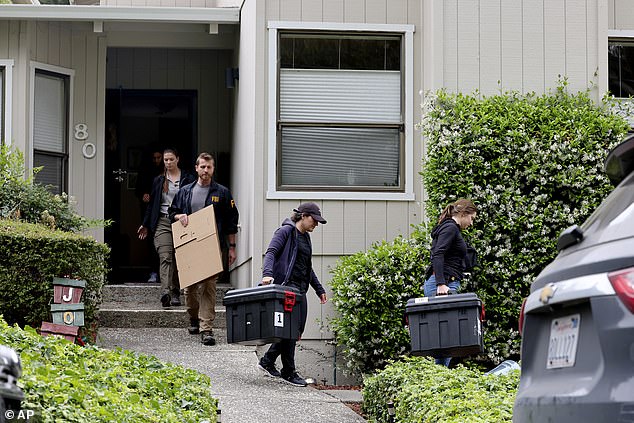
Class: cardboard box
406,293,483,358
223,285,304,346
172,205,223,289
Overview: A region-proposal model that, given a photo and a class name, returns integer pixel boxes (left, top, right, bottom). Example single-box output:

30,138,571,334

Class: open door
104,89,197,283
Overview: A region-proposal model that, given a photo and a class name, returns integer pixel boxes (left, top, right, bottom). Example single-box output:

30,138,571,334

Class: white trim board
0,59,14,146
28,61,75,181
266,22,416,202
0,5,240,24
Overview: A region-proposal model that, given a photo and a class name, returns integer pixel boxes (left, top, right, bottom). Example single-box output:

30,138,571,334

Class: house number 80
74,123,88,140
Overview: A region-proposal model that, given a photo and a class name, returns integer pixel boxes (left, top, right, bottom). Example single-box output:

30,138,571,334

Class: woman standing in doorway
137,149,196,307
425,198,478,366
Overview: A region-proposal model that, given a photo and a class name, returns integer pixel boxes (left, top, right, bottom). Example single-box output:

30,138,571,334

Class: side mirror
557,225,584,251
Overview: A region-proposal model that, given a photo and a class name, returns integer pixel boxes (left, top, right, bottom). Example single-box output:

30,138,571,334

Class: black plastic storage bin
406,293,483,357
223,285,304,346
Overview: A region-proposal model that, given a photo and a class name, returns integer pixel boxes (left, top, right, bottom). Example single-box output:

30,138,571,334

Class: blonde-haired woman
425,199,478,366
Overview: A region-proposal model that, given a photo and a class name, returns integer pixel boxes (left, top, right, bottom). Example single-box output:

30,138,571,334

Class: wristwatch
229,243,236,248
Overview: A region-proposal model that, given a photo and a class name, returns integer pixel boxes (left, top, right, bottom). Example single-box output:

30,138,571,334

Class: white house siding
441,0,603,99
0,21,106,229
609,0,634,29
260,0,424,341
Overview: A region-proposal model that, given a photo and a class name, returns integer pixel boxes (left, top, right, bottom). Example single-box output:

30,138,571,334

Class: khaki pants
185,275,218,332
153,216,179,296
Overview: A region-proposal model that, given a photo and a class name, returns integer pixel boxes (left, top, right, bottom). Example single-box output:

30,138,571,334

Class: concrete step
102,282,233,305
98,303,227,329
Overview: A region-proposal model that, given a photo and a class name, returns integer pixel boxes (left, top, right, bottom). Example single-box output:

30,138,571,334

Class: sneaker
147,272,158,283
257,361,281,378
160,293,171,308
188,319,200,335
281,373,307,387
170,295,181,306
201,331,216,346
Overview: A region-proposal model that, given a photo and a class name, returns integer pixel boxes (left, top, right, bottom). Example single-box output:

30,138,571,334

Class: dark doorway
105,89,197,283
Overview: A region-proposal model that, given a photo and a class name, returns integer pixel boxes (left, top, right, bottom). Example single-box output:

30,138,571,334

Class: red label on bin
284,291,296,312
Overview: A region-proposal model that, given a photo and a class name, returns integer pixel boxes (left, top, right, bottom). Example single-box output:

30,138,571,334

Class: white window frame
267,21,415,201
0,59,14,146
29,61,74,193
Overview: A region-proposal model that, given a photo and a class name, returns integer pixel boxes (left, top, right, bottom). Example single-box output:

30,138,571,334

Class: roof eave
0,4,240,24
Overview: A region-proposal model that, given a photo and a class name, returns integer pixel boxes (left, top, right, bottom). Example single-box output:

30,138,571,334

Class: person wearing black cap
257,202,328,387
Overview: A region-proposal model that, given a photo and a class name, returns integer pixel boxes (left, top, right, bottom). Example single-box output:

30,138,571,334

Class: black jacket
142,171,196,232
168,180,239,249
262,218,326,297
430,218,467,285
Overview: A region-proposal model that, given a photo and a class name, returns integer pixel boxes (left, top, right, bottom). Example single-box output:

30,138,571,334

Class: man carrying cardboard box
169,152,239,345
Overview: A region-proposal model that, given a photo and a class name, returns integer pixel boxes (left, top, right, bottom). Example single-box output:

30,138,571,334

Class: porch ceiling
0,4,240,24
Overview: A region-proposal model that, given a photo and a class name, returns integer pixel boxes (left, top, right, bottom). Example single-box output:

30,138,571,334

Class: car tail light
608,267,634,314
518,298,527,336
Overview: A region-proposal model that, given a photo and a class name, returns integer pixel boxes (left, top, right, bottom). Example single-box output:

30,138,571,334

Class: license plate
547,314,580,369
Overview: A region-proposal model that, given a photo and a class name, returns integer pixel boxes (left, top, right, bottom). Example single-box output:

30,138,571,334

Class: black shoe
160,293,171,308
170,296,181,306
281,372,307,387
257,361,281,378
201,331,216,346
188,319,199,335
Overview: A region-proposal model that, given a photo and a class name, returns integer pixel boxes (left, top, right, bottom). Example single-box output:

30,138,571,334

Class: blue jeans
424,274,460,297
423,274,461,367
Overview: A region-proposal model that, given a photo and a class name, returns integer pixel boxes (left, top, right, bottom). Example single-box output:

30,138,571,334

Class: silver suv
513,134,634,422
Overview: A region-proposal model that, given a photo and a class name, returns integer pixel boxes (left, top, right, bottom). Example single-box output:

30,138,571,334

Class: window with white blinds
33,70,68,194
277,33,403,191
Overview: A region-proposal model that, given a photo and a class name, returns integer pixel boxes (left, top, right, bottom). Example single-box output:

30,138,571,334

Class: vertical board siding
500,0,523,92
543,0,567,86
444,0,596,95
321,201,345,254
457,0,480,93
301,0,323,21
71,29,87,214
479,0,501,94
586,0,598,85
365,0,387,24
344,0,366,23
386,0,408,24
566,0,589,93
0,22,8,57
322,0,344,22
444,0,459,92
522,0,545,93
613,0,634,29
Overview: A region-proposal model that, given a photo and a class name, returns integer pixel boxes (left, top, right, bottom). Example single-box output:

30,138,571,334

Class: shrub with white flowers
330,83,631,375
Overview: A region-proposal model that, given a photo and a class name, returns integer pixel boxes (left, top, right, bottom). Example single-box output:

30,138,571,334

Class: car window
580,171,634,245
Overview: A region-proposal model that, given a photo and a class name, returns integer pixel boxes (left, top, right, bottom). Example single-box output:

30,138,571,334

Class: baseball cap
294,202,327,224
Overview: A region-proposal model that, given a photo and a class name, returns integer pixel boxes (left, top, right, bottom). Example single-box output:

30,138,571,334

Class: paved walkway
97,328,366,423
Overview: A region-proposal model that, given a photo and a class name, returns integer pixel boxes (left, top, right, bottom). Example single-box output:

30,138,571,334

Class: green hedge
330,85,630,374
0,318,218,422
0,220,109,334
363,357,518,423
419,86,629,362
330,233,429,375
0,145,104,232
